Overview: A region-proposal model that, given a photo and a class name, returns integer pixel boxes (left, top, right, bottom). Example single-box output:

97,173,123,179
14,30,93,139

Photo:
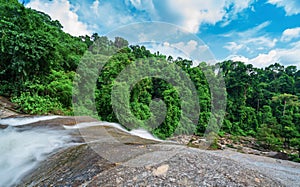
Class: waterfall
0,116,160,186
0,116,61,126
63,121,161,141
0,116,72,187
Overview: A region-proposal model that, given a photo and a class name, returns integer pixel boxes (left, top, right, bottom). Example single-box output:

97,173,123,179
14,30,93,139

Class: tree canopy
1,0,299,160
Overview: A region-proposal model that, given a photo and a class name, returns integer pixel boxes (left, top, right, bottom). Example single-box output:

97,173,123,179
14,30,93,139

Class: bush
293,158,300,163
12,92,69,115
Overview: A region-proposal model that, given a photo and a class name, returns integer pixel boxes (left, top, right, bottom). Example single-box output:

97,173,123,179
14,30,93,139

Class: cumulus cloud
227,55,250,63
172,40,199,54
276,41,300,66
26,0,255,35
146,42,189,60
227,41,300,68
268,0,300,16
172,40,213,63
159,0,254,33
166,0,226,33
281,27,300,42
226,51,278,68
26,0,92,36
248,50,279,67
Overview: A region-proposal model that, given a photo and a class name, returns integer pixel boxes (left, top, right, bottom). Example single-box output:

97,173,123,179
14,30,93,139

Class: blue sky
20,0,300,68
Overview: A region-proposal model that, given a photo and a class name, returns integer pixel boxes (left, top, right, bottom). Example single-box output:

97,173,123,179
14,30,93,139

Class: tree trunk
283,100,286,116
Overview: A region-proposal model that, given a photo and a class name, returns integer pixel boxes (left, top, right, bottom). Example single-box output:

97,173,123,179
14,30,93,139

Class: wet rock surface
0,113,296,187
170,134,298,161
0,124,8,129
86,147,284,187
19,140,285,186
24,116,98,129
18,144,116,187
16,121,300,187
210,149,300,187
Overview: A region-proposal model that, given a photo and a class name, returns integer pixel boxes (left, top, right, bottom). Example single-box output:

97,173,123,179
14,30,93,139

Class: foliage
1,1,300,157
219,61,300,151
0,0,86,95
11,92,68,115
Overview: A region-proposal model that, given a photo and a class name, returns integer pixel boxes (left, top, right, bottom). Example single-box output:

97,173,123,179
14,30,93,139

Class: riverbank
0,116,298,186
14,121,288,187
14,118,299,186
1,96,299,186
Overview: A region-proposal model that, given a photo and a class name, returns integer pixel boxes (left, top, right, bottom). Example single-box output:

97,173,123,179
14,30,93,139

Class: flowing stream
0,116,160,186
0,116,61,126
63,121,161,141
0,116,72,187
1,116,300,186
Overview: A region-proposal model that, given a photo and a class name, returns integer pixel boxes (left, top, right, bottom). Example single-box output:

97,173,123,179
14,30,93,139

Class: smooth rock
152,164,169,177
0,124,8,129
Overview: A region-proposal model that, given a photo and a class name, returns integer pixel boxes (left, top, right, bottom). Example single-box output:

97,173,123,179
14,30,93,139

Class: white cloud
224,36,277,54
26,0,255,36
224,42,243,54
223,21,277,54
173,40,199,54
230,0,254,13
226,50,278,68
268,0,300,16
26,0,92,36
281,27,300,42
275,41,300,66
248,50,279,67
227,41,300,68
171,40,213,63
165,0,254,33
244,36,278,48
228,55,250,63
145,42,189,60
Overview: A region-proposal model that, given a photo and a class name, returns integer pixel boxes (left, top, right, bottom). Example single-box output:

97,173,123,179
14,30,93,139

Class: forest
1,0,299,161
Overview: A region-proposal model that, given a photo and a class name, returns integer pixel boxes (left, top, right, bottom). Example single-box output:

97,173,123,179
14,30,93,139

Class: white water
63,121,126,131
0,117,160,186
130,129,160,141
64,121,161,141
0,126,72,187
0,116,61,126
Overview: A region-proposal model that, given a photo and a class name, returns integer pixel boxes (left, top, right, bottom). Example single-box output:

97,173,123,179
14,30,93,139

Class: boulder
23,116,98,128
0,124,8,129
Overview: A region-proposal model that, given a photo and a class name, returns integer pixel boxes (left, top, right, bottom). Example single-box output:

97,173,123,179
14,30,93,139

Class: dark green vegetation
1,0,299,160
0,0,86,114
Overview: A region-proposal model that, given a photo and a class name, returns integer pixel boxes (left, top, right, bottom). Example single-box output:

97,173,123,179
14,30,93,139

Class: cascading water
0,116,72,187
63,121,161,141
0,116,161,186
0,116,61,126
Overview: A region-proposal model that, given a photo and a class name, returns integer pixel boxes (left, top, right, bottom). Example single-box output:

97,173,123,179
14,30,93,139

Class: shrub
12,92,68,115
